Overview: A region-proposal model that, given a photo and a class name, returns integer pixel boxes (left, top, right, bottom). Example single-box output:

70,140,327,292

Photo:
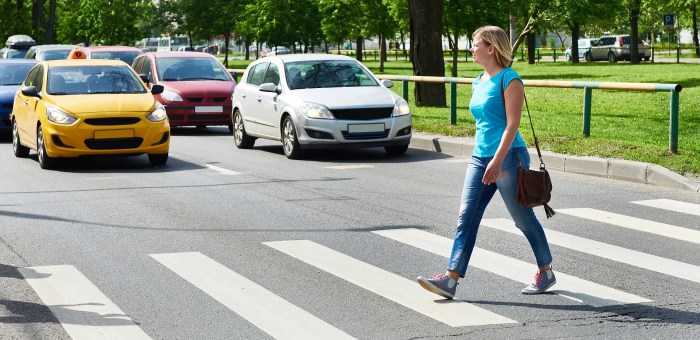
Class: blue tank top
469,67,527,157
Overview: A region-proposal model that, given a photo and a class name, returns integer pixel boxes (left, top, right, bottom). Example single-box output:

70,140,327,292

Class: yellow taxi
11,51,170,169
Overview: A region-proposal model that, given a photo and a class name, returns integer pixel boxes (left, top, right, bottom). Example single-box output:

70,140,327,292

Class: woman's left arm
482,79,525,185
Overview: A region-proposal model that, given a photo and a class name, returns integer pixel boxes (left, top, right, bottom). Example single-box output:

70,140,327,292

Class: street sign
664,14,675,30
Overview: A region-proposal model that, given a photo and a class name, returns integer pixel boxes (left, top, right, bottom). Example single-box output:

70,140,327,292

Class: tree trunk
32,0,44,44
44,0,55,43
527,31,536,64
630,0,640,64
408,0,446,107
245,41,250,60
223,32,230,68
451,32,458,77
571,21,580,63
379,33,385,72
355,36,363,61
693,4,699,56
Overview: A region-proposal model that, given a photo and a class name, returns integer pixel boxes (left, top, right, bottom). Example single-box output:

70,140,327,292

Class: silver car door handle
257,97,262,102
241,93,246,98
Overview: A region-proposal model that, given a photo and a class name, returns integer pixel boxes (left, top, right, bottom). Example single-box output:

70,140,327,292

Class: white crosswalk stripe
557,208,700,245
150,252,355,340
631,199,700,217
373,228,651,307
264,240,518,327
205,163,242,175
481,218,700,284
18,265,152,340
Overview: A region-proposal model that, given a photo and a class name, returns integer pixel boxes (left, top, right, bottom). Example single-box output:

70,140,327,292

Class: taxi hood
51,93,158,114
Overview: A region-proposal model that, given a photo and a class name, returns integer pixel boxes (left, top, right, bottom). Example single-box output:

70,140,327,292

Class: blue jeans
447,147,553,277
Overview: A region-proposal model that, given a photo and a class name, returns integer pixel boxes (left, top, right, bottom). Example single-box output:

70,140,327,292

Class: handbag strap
500,70,545,170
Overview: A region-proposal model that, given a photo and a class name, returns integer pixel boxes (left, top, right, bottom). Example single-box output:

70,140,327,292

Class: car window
91,51,141,66
132,56,145,73
285,60,378,90
156,57,231,81
23,66,40,87
141,57,153,82
262,63,280,85
38,50,72,61
29,65,44,91
0,63,34,85
247,62,269,86
598,38,615,46
47,65,147,95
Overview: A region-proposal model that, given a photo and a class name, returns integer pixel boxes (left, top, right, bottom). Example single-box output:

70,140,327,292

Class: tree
318,0,362,54
363,0,397,72
629,0,641,64
408,0,445,107
58,0,154,46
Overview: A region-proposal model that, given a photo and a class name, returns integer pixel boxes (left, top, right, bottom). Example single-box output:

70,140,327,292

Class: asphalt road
1,127,699,339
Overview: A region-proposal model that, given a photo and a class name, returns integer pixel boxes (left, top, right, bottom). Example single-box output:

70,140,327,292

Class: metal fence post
670,90,679,153
583,87,592,137
677,45,680,63
450,81,457,125
402,80,409,101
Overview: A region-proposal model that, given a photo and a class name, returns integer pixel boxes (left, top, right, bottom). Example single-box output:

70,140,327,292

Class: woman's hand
483,159,502,185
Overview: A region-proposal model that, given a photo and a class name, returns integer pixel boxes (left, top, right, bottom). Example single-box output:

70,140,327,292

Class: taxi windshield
0,64,34,85
156,57,230,81
47,65,147,95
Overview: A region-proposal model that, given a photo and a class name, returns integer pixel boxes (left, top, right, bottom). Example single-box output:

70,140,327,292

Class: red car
131,52,236,131
83,46,143,66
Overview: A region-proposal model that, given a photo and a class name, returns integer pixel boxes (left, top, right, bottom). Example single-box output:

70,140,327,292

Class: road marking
373,229,650,307
631,199,700,217
205,164,241,175
264,240,517,327
481,218,700,284
169,153,191,161
150,252,354,340
17,265,151,340
558,208,700,245
323,165,374,170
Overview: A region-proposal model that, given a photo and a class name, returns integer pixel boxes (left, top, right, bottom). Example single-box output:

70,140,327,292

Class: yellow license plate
94,129,134,139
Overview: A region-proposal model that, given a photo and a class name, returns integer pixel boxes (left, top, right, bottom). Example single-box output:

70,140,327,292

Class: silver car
231,54,412,159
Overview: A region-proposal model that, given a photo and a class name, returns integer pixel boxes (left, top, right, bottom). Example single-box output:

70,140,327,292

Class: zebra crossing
18,198,700,339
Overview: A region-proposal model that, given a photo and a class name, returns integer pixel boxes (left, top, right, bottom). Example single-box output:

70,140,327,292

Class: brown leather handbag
502,73,556,218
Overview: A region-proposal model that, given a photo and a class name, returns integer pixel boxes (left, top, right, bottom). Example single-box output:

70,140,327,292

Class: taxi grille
331,107,393,120
84,137,143,150
84,118,141,126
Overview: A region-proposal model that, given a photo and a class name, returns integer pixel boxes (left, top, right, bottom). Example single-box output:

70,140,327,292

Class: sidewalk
409,132,700,193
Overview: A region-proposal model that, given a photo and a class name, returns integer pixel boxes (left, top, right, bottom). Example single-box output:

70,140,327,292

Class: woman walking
417,26,555,299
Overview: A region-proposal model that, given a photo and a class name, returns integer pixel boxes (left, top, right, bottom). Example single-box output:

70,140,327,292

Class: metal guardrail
230,68,682,153
374,74,683,153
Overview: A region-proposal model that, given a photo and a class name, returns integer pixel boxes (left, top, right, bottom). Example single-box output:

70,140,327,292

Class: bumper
43,119,170,158
165,105,232,127
295,114,412,149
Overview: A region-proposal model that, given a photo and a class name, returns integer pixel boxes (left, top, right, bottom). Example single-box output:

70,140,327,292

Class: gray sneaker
521,268,556,294
417,274,457,299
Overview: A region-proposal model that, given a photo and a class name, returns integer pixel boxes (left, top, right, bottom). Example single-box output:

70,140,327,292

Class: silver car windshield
47,65,147,95
285,60,378,90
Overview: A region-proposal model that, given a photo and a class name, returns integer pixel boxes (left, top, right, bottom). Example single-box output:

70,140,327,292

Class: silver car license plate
347,123,385,133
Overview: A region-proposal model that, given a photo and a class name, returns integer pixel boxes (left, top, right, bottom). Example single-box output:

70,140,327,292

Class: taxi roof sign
67,47,86,59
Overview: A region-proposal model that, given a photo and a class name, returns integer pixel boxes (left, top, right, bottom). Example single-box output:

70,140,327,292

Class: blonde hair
472,26,512,68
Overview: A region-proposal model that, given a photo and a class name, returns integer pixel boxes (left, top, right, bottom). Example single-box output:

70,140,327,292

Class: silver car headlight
161,89,183,102
392,98,410,116
46,104,77,125
146,104,168,122
301,102,334,119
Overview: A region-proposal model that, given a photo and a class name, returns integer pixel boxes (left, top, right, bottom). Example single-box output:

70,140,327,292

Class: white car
231,54,412,159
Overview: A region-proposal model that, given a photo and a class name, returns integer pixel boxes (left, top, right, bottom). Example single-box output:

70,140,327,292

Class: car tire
148,153,168,166
608,52,617,63
233,110,255,149
37,126,56,169
584,52,592,62
281,116,303,159
644,56,650,61
385,144,408,156
12,119,29,158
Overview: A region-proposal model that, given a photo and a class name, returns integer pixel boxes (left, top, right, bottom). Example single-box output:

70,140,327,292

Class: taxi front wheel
148,153,168,166
37,126,56,169
12,119,29,158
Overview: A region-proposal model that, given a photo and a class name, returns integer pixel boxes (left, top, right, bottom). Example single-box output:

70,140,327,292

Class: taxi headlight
392,98,410,117
161,89,183,102
301,102,334,119
46,105,77,125
146,104,168,122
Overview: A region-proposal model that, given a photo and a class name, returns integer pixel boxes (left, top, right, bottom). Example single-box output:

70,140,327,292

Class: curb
409,133,700,193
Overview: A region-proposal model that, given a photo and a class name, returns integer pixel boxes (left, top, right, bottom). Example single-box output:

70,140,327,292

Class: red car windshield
156,57,230,81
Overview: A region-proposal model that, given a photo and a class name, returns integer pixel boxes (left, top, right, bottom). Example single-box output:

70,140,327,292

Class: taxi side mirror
139,74,149,83
21,86,39,98
150,84,164,95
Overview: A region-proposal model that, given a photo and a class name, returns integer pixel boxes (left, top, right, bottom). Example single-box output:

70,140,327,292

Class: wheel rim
37,128,45,164
283,119,295,154
234,113,243,143
12,121,19,154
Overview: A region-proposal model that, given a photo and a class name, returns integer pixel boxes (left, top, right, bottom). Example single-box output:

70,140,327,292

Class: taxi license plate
195,106,223,113
348,123,385,133
94,129,134,139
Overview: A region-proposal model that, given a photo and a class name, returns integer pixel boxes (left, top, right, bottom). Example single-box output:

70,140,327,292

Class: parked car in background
11,58,169,169
587,35,651,62
131,51,236,131
565,38,598,61
0,59,37,132
24,44,78,61
83,46,143,66
231,54,412,159
266,46,290,56
1,35,37,59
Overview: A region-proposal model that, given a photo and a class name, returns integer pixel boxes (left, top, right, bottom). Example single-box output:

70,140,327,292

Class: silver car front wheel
282,116,302,159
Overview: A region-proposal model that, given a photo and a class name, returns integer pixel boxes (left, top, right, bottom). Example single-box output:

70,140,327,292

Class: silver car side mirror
260,82,280,94
381,79,394,88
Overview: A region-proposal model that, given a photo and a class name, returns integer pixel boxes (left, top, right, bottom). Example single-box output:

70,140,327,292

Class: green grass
226,58,700,177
